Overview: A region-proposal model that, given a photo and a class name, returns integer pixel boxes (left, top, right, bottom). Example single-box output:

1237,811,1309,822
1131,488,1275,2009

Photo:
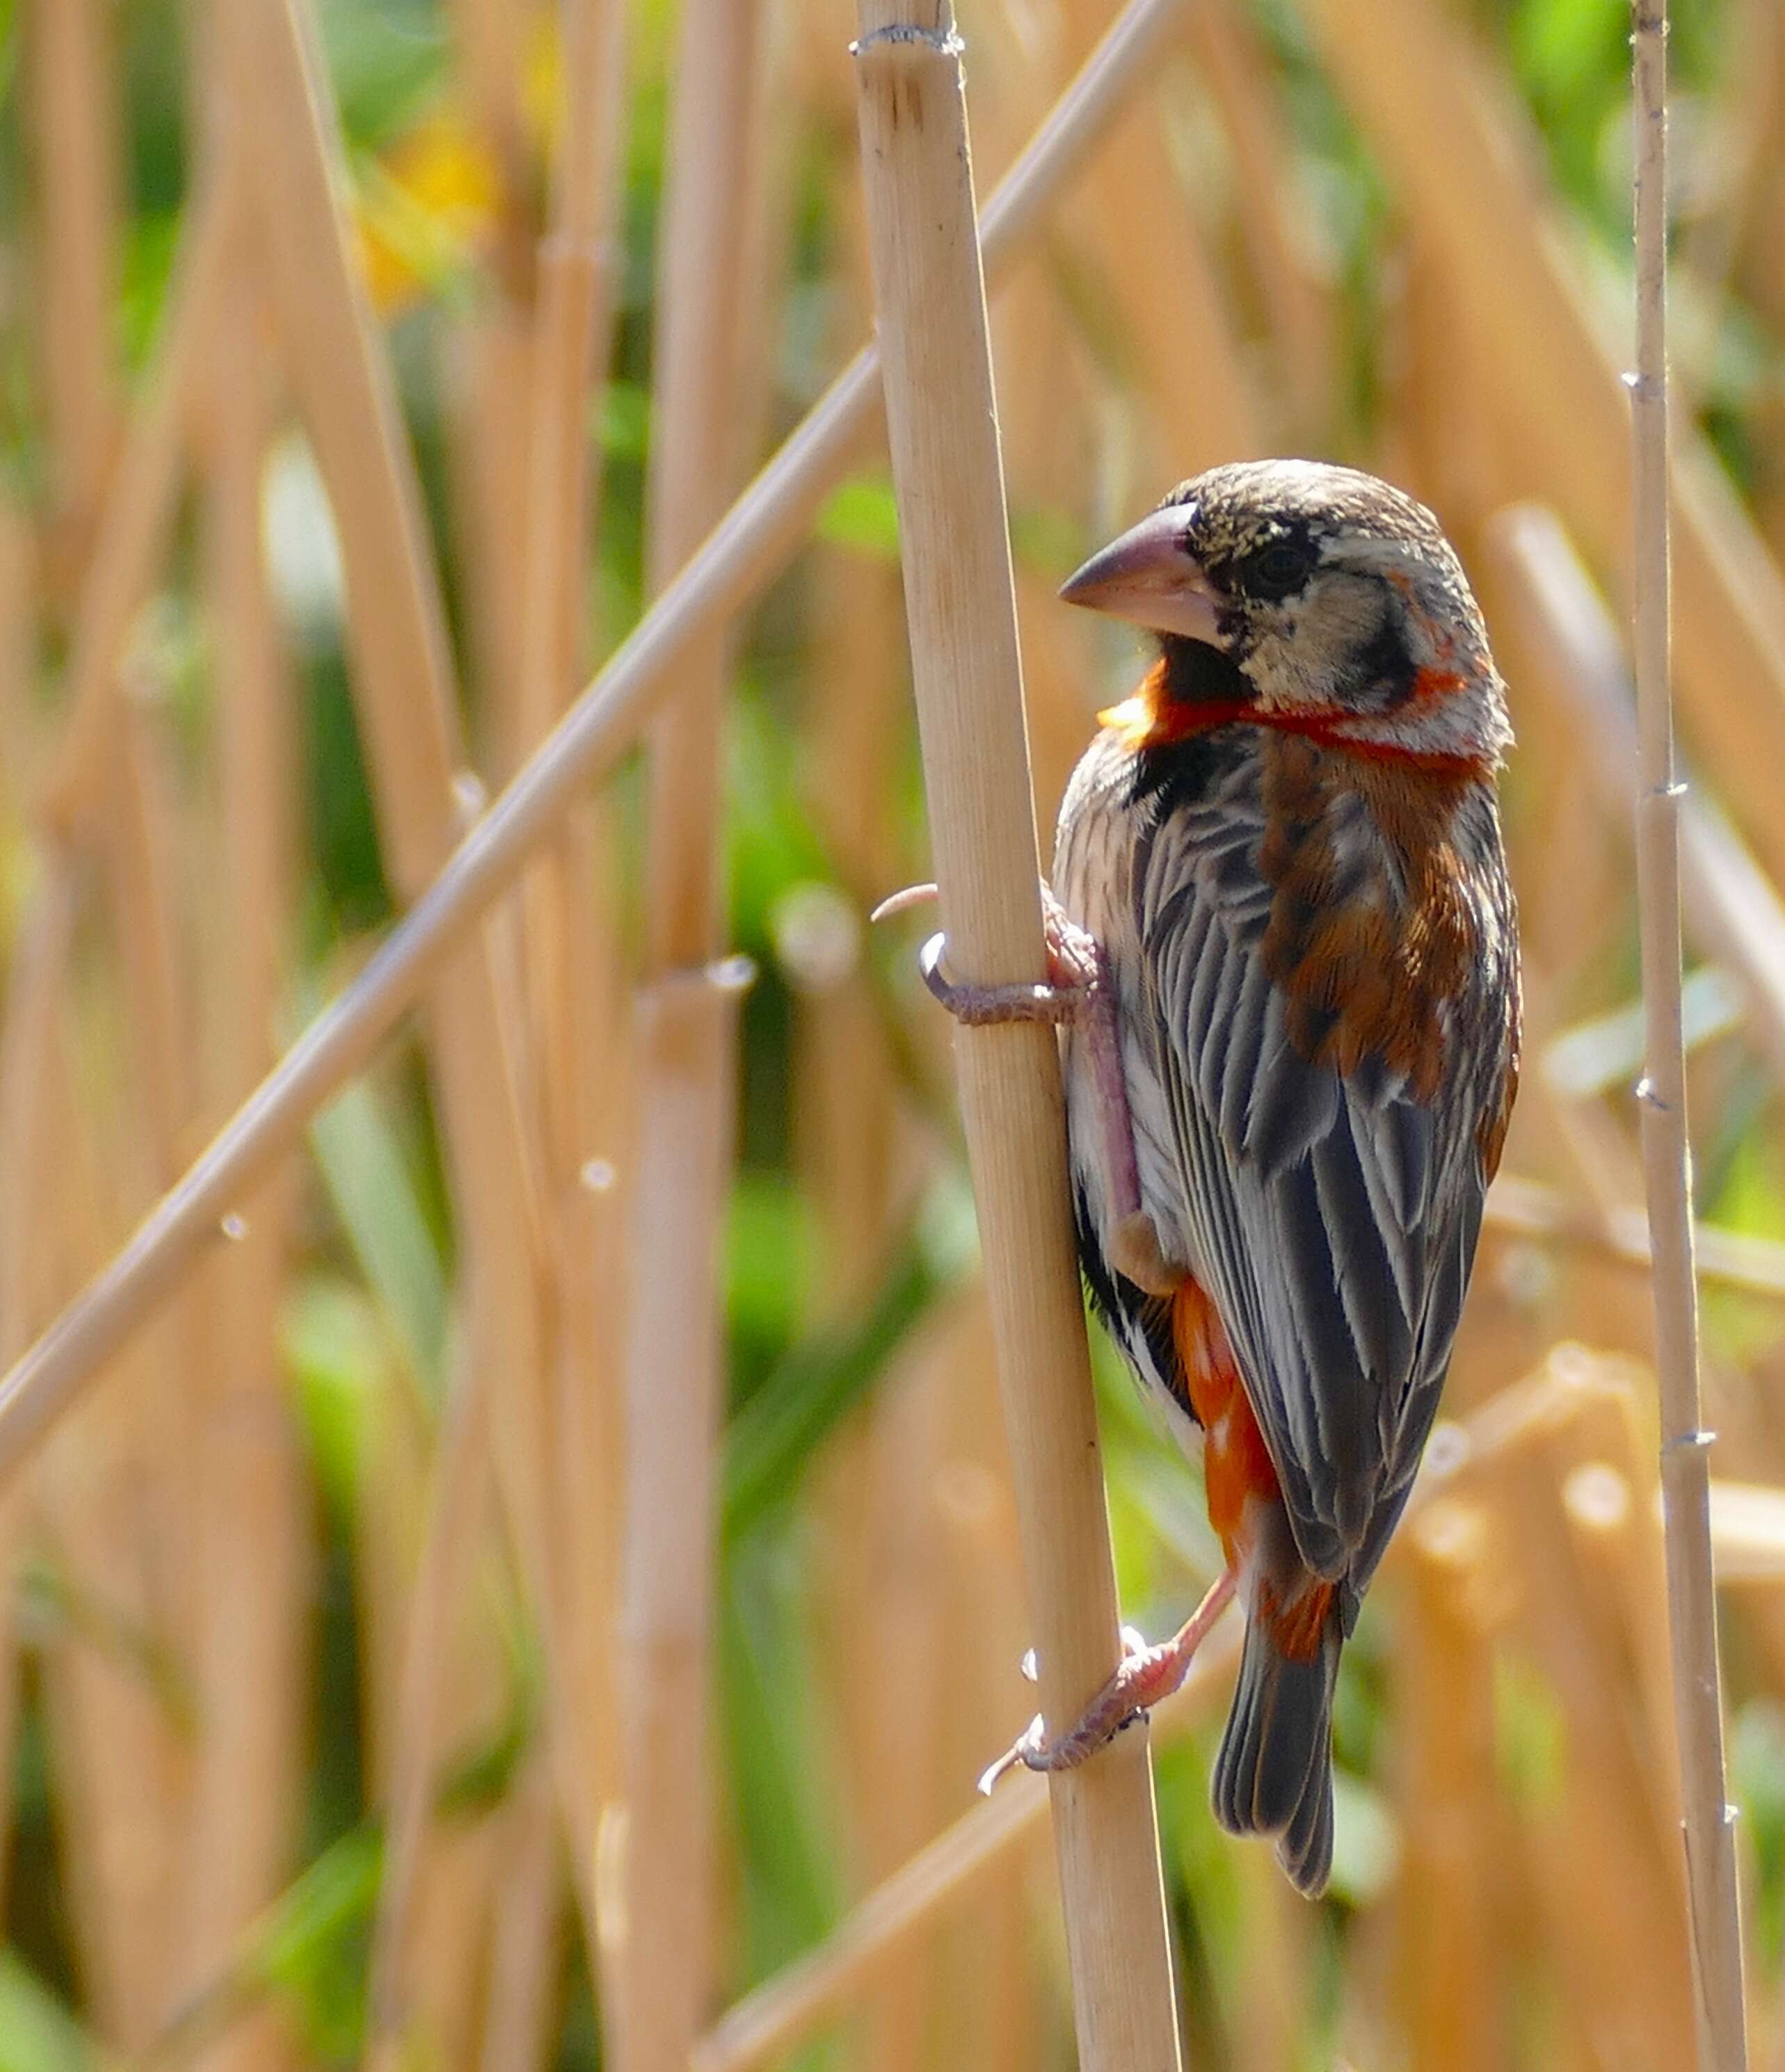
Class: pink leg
911,888,1146,1235
979,1569,1238,1793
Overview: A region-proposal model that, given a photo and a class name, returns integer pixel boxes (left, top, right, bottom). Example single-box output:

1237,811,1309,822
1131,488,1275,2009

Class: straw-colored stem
0,866,79,1929
511,0,634,1984
1484,1173,1785,1306
851,10,1183,2071
38,171,234,828
477,1758,566,2072
0,0,1196,1488
218,0,600,1984
616,5,766,2063
1301,0,1785,897
33,1025,191,2049
1629,7,1750,2064
23,0,120,557
1486,506,1785,1089
1396,1502,1502,2072
363,1358,493,2062
175,240,308,2067
692,1622,1239,2072
1057,0,1258,471
1187,0,1334,440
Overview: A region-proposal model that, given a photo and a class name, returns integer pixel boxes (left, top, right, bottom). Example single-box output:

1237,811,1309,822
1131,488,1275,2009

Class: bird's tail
1211,1591,1340,1898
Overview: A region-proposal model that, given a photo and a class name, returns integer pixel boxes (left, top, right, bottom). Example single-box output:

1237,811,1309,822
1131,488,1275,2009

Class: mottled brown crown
1159,459,1454,575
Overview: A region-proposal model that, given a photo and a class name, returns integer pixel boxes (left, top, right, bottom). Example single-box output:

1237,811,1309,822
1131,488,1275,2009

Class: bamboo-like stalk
692,1625,1240,2072
0,0,1199,1545
1484,1174,1785,1306
216,0,598,2005
362,1356,497,2066
33,1018,191,2050
693,1351,1620,2072
0,867,79,1931
37,170,235,828
1396,1500,1503,2072
849,12,1182,2072
614,4,765,2066
1187,0,1335,442
511,0,634,1998
1300,0,1785,896
1486,506,1785,1088
445,0,536,780
1628,7,1750,2064
175,224,309,2072
23,0,120,564
477,1756,566,2072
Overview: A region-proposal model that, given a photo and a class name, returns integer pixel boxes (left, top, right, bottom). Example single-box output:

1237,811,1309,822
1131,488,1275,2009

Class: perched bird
920,460,1520,1895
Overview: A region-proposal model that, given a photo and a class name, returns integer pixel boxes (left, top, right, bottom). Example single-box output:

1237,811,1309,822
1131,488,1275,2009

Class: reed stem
1628,6,1750,2064
849,9,1182,2069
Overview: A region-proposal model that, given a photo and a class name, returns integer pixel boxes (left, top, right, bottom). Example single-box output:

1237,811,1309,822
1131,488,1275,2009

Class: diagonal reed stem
1628,6,1750,2066
0,0,1196,1491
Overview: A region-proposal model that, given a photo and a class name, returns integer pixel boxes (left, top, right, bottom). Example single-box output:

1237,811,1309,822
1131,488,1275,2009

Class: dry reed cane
218,0,608,1995
1630,6,1750,2064
23,0,120,556
1486,506,1785,1089
850,10,1183,2072
38,170,234,828
0,0,1196,1488
615,6,765,2068
511,0,634,1988
1302,0,1785,897
1056,0,1258,473
176,239,309,2067
692,1625,1242,2072
695,1358,1635,2072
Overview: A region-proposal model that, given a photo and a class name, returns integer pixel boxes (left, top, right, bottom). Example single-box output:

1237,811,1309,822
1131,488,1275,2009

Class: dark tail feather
1211,1614,1340,1897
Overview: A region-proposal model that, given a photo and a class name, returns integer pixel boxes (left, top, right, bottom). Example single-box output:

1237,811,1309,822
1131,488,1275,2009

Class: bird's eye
1245,540,1317,599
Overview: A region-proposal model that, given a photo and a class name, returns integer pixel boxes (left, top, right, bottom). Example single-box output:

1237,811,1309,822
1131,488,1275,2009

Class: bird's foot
978,1569,1237,1793
873,881,1105,1027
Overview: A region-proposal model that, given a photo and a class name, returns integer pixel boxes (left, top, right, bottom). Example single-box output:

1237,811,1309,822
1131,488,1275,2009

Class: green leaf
0,1953,96,2072
815,474,901,561
722,1205,967,1541
721,1533,845,1996
282,1276,389,1520
310,1075,449,1395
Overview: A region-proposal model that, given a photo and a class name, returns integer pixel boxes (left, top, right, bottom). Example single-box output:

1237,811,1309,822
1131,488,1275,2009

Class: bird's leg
888,883,1176,1298
978,1568,1237,1793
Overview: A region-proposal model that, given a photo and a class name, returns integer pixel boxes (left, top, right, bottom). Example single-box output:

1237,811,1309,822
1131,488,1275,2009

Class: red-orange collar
1097,671,1491,780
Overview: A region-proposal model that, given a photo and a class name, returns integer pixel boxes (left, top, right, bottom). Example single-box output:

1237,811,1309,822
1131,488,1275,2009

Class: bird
913,459,1520,1895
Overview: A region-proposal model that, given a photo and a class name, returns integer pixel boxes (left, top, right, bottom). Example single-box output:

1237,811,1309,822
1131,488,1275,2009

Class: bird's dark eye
1245,540,1317,599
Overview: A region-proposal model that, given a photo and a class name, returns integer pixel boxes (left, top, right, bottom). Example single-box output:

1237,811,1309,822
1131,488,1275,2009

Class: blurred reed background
1,0,1784,2066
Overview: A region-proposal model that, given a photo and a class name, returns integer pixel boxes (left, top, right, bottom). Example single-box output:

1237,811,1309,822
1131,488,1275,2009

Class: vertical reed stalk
23,0,120,559
217,0,600,2014
178,239,310,2072
0,0,1203,1488
851,10,1183,2071
511,0,634,1972
1629,7,1750,2065
38,171,234,828
1303,0,1785,894
616,3,765,2066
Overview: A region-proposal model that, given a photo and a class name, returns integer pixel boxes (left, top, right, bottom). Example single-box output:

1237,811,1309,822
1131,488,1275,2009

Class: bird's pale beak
1059,506,1224,645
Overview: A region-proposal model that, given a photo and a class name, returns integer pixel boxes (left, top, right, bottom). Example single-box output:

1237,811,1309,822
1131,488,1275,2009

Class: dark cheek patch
1338,607,1420,711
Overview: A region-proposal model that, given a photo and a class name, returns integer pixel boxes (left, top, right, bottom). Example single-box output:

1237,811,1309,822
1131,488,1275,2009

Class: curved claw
978,1718,1047,1796
917,933,1083,1027
870,881,939,924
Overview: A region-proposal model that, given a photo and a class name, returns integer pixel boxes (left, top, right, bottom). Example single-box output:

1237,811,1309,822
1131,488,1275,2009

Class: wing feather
1132,744,1516,1587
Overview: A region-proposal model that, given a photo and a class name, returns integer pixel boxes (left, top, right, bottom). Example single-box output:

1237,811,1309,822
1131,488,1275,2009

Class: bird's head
1061,459,1511,769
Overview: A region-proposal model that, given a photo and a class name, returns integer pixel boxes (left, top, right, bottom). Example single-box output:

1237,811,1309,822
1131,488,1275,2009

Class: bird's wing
1131,746,1516,1590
